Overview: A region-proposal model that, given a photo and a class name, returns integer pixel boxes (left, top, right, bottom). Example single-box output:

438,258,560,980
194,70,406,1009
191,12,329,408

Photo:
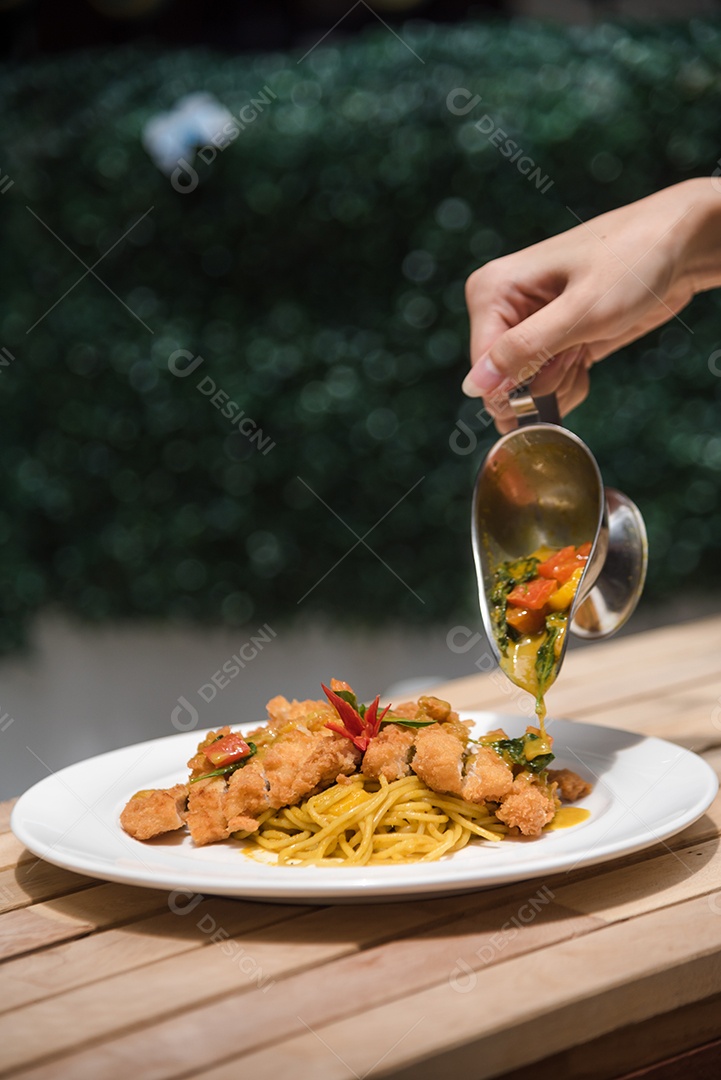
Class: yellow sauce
500,627,566,739
545,806,591,830
493,546,581,739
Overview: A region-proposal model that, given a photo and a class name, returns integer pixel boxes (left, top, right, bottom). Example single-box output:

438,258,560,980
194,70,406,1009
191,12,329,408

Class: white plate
11,714,718,902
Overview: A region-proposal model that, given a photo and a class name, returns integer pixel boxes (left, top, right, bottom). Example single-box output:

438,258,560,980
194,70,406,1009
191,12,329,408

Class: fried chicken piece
391,701,420,720
224,758,270,832
362,723,416,782
329,678,354,693
120,784,188,841
264,728,361,808
183,727,361,845
495,775,557,837
461,746,514,803
417,695,452,722
411,724,464,796
265,695,335,732
185,776,230,845
547,768,592,801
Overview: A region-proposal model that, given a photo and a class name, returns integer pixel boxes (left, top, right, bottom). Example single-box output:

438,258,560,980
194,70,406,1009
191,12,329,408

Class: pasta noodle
233,774,508,866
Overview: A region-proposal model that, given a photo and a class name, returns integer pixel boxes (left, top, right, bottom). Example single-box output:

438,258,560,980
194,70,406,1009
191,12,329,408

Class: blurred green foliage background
1,18,721,652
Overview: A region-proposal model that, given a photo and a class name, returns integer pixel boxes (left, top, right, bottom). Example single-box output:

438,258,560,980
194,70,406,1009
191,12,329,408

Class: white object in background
142,92,234,175
382,676,447,700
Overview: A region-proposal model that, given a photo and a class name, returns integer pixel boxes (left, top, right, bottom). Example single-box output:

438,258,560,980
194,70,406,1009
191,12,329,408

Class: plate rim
11,714,719,901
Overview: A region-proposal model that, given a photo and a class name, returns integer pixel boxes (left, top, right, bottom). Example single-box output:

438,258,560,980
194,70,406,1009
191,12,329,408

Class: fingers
462,293,586,399
491,357,591,434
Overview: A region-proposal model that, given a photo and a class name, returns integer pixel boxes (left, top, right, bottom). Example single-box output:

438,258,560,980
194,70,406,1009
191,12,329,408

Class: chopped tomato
204,732,251,768
506,606,547,635
507,577,558,610
538,543,591,585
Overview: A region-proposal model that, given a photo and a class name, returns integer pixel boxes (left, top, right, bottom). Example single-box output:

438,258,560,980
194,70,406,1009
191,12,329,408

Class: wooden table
2,615,721,1080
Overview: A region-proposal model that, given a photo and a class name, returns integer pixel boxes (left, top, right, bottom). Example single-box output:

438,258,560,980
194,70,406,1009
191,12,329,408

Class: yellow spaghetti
234,774,507,866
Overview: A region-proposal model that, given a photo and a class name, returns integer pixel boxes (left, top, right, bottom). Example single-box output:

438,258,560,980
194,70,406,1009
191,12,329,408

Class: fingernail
461,356,502,397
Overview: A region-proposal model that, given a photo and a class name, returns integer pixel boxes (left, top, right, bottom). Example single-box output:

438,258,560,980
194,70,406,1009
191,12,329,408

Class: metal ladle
471,386,648,679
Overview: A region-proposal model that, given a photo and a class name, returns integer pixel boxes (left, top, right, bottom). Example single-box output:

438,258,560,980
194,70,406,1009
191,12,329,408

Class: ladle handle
509,386,561,427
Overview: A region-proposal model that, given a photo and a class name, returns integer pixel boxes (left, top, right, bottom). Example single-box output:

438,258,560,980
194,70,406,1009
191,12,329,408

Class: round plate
11,714,718,902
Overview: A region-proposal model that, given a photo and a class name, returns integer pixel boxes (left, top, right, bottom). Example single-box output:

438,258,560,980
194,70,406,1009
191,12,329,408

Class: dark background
1,2,721,656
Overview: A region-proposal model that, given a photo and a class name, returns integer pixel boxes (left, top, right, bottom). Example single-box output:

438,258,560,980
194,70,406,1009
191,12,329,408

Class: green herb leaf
490,556,540,653
380,716,436,729
190,742,257,784
490,734,554,774
534,621,563,708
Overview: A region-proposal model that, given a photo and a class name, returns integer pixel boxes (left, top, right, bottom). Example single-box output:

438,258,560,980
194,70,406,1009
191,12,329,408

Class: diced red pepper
506,606,547,635
204,732,252,768
507,577,558,610
537,543,591,585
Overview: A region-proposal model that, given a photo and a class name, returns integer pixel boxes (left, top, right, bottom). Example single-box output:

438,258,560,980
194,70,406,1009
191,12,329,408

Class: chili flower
322,683,391,752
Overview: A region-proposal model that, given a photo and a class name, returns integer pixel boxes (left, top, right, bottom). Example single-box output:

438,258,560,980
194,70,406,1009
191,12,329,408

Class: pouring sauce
491,543,591,738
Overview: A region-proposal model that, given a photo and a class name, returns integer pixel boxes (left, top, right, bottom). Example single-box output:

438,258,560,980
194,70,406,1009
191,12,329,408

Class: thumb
462,295,584,399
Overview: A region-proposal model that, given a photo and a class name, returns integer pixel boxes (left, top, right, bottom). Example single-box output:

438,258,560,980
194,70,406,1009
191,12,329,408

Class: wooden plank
14,828,721,1078
551,838,721,923
495,992,721,1080
0,832,32,871
613,1037,721,1080
0,801,16,835
0,860,96,914
428,617,721,720
0,893,500,1074
0,898,312,1013
0,883,172,962
8,897,600,1080
189,892,721,1080
567,687,721,744
702,746,721,779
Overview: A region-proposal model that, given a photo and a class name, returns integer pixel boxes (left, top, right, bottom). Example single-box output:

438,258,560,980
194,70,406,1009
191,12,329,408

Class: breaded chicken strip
495,775,557,836
461,746,514,803
224,758,271,832
185,728,361,845
547,768,592,801
265,695,334,731
411,724,464,796
264,729,361,808
362,724,416,782
185,776,229,845
120,783,188,841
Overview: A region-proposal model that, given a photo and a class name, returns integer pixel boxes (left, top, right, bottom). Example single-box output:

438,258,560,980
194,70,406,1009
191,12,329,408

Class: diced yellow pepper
547,567,584,612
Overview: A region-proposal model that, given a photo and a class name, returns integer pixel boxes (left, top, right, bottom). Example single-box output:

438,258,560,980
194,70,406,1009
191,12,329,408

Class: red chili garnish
322,684,391,753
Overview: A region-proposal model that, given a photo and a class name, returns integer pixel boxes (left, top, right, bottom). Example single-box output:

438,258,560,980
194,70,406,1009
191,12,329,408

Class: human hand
462,178,720,432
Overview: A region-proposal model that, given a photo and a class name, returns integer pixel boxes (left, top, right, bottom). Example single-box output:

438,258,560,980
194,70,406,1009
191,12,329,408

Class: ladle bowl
471,391,648,682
